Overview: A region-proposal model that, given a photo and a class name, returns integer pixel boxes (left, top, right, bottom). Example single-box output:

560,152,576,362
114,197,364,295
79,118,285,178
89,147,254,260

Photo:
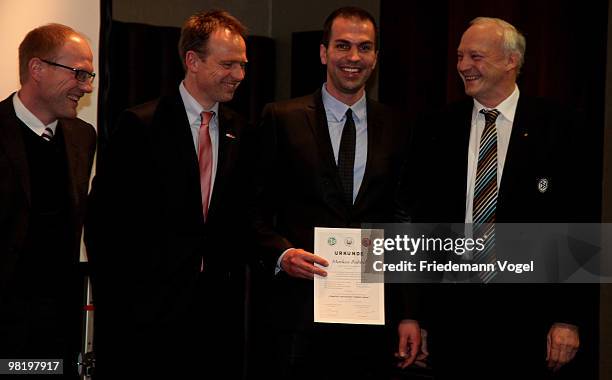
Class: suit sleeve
391,111,425,325
246,103,294,273
85,110,160,298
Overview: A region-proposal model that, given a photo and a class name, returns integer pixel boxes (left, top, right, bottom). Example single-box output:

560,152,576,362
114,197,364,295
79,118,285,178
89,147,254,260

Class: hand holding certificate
313,227,385,325
280,248,329,279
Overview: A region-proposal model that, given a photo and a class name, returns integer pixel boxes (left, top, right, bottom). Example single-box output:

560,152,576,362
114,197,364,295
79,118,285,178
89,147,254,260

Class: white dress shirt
465,85,520,223
13,92,58,136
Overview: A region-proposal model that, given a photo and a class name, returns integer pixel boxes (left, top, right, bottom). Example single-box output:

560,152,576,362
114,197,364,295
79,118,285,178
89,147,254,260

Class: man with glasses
0,23,96,378
86,10,249,378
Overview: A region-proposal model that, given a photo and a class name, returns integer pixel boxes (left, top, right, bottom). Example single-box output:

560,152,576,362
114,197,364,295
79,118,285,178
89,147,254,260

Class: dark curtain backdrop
379,0,608,114
291,31,326,97
105,21,183,141
379,0,607,218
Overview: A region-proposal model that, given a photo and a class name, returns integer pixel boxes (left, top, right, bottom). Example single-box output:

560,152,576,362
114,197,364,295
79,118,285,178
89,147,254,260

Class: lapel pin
225,133,236,139
537,177,549,193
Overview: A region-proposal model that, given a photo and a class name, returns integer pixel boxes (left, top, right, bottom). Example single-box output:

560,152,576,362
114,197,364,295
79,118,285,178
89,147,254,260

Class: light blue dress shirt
321,83,368,204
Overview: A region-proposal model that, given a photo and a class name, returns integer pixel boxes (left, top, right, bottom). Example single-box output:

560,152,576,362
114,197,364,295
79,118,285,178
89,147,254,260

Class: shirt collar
473,84,520,123
321,83,367,123
179,81,219,127
12,92,58,135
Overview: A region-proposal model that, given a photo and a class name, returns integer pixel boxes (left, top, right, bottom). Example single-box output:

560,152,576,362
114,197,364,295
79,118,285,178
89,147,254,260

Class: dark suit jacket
85,92,249,376
402,96,590,223
251,89,412,331
0,93,96,357
398,96,598,378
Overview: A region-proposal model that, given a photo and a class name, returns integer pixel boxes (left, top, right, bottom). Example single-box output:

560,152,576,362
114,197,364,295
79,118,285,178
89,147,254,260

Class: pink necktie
198,111,214,220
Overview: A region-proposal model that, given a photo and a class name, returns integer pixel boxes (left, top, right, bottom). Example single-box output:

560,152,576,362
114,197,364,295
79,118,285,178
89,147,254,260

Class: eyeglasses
40,59,96,83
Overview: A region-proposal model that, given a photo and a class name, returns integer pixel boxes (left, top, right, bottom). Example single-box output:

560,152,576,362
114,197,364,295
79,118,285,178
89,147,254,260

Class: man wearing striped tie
0,24,96,378
398,17,598,379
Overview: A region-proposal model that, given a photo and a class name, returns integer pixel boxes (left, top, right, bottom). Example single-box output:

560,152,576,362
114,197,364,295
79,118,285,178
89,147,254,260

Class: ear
185,50,201,73
506,52,519,72
372,50,379,70
29,57,44,82
319,44,328,65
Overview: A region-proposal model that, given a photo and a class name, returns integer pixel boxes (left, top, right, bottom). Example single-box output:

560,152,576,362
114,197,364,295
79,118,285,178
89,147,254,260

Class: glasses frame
40,59,95,83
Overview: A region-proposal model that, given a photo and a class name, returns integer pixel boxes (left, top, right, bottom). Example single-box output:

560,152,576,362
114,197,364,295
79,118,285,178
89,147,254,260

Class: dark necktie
473,108,500,283
338,108,356,206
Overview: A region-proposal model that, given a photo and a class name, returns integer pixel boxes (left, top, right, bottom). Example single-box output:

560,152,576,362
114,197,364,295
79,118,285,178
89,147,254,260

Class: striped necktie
41,127,54,142
473,109,499,283
473,109,499,223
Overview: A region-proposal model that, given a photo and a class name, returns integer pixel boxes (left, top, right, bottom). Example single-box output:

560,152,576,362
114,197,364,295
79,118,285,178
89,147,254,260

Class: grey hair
471,17,526,73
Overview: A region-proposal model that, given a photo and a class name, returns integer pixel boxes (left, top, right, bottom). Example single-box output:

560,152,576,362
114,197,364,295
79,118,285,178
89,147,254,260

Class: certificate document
313,227,385,325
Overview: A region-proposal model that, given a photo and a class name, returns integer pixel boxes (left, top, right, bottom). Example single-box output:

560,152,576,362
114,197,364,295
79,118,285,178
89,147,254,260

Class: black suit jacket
0,93,96,358
0,94,96,288
85,92,249,376
251,90,412,330
403,96,587,223
399,96,598,378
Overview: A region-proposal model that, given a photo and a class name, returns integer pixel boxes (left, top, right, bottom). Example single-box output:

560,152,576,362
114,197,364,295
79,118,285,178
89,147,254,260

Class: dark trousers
262,324,393,380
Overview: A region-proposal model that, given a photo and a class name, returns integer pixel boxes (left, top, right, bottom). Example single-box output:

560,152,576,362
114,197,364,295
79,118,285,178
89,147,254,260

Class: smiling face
457,22,518,107
184,27,247,109
32,35,94,124
320,16,378,105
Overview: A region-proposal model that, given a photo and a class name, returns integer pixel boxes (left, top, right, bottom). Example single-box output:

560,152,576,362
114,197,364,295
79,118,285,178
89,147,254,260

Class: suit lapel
353,98,382,208
60,120,85,211
305,91,347,202
498,97,531,211
449,100,473,221
152,94,204,222
307,90,339,175
207,105,238,221
0,95,31,206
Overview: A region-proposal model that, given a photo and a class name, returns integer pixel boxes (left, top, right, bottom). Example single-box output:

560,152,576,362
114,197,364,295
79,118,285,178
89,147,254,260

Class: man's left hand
395,319,427,369
546,322,579,372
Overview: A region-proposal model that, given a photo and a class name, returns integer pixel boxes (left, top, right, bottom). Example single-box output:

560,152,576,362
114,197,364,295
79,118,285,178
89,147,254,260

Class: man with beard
250,7,420,379
0,24,96,378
